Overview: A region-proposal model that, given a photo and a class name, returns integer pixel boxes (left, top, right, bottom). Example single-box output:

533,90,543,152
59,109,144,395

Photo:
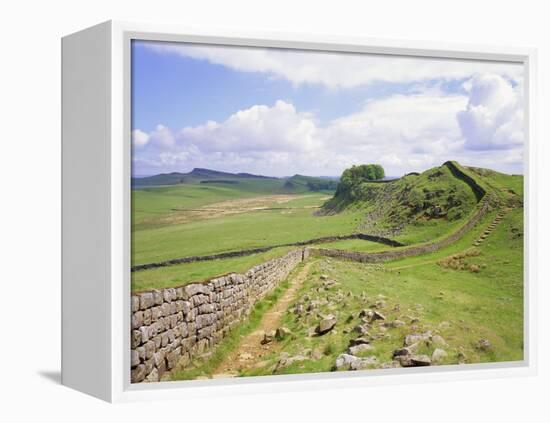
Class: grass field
170,206,523,379
130,161,524,379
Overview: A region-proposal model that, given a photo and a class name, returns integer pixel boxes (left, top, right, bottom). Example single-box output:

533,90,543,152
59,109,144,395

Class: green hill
133,168,339,194
322,162,486,234
283,174,339,193
132,168,278,187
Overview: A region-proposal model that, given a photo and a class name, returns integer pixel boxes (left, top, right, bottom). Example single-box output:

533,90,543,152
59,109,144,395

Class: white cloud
457,73,524,151
143,41,523,89
149,124,176,148
131,129,149,148
178,100,319,153
133,74,524,176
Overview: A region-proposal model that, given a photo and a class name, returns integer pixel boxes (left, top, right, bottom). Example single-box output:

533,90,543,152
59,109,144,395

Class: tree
335,164,386,199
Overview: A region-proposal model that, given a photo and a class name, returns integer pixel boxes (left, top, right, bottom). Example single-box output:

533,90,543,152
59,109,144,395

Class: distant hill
132,168,277,187
132,168,339,193
283,174,339,192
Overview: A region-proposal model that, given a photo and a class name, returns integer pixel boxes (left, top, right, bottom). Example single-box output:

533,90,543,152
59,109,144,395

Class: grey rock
335,354,359,370
261,330,276,344
371,310,386,321
399,354,431,367
476,338,492,351
275,327,291,340
404,331,432,346
348,344,373,355
431,348,448,363
349,337,370,347
353,324,370,335
316,315,337,335
350,356,378,370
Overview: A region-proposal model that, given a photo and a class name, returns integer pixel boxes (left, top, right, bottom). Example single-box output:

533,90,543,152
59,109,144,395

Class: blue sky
131,40,524,177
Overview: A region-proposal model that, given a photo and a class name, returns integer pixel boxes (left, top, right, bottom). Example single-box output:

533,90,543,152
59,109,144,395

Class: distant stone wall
132,233,402,272
130,249,304,383
311,195,492,264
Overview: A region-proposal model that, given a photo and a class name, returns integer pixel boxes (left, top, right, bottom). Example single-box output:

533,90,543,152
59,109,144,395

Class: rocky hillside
322,161,482,233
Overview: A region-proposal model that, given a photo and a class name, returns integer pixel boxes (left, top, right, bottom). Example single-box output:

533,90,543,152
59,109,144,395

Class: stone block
143,309,152,326
131,311,143,329
139,325,150,343
166,347,182,370
131,330,142,349
152,289,163,306
144,340,155,359
131,296,140,312
164,288,176,303
139,292,154,310
131,364,146,383
131,349,140,367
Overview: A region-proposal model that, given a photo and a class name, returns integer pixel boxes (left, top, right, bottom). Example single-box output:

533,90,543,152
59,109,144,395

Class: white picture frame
61,20,538,403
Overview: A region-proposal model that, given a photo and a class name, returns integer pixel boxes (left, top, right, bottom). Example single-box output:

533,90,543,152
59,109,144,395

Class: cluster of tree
335,164,385,199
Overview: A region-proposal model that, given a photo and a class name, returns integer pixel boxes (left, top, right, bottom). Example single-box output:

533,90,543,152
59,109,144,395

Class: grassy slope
170,206,523,379
132,195,360,265
239,208,523,377
133,180,287,229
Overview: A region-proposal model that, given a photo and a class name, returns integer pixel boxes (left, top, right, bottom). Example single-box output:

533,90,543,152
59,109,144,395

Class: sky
131,40,524,177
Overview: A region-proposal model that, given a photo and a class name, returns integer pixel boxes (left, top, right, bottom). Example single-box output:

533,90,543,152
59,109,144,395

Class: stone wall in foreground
130,248,306,383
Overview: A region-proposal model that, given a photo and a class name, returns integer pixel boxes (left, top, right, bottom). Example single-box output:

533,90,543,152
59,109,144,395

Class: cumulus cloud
457,73,524,151
131,129,150,148
133,95,463,176
143,41,523,89
133,73,524,176
178,100,319,153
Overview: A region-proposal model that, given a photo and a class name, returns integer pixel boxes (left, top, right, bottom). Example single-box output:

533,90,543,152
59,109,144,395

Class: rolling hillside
133,167,339,194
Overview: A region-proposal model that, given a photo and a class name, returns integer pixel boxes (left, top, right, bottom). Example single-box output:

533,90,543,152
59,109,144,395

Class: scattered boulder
348,344,373,355
350,356,378,370
261,330,276,345
294,304,304,316
334,354,378,371
320,274,329,280
316,314,337,335
353,324,370,335
476,338,492,351
275,327,291,340
358,309,371,318
385,319,405,328
399,354,431,367
404,331,432,346
349,337,370,347
371,311,386,321
379,360,400,369
335,354,359,370
275,353,307,371
431,348,448,363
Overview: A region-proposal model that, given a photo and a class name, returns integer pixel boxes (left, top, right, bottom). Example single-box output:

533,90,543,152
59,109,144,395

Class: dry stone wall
130,248,305,383
311,194,492,264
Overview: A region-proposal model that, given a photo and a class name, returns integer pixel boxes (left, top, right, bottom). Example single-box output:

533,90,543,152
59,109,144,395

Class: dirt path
210,261,313,378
